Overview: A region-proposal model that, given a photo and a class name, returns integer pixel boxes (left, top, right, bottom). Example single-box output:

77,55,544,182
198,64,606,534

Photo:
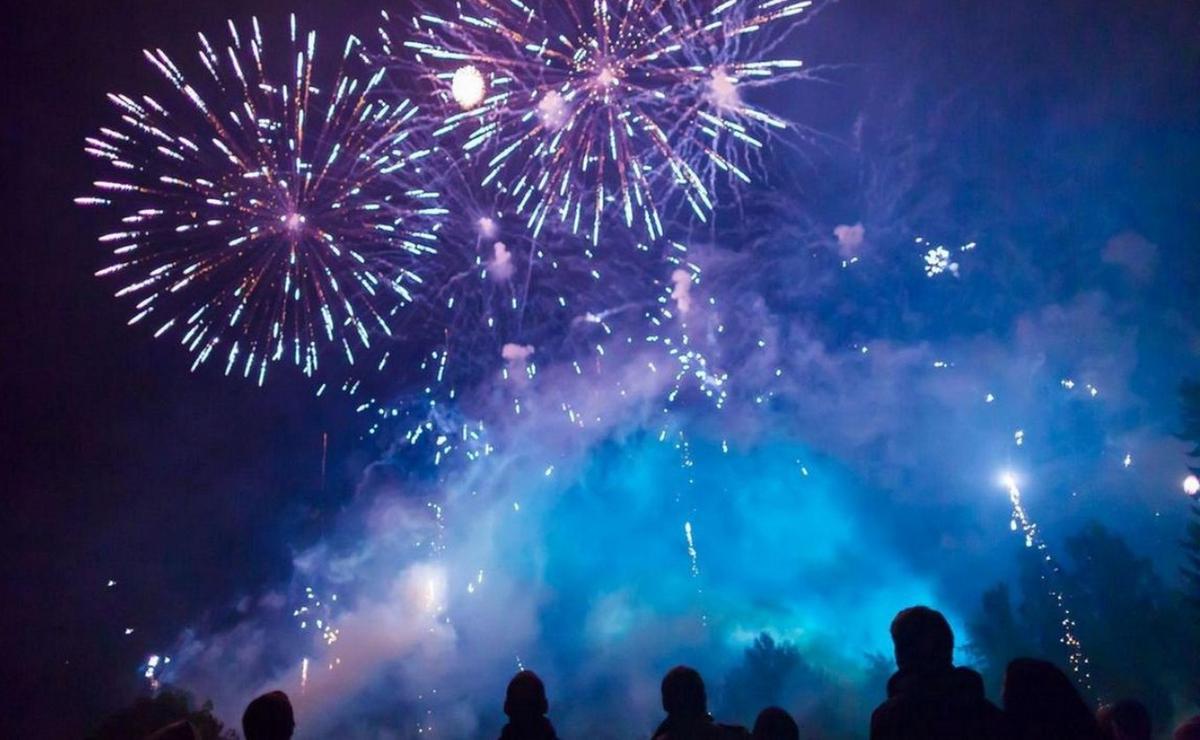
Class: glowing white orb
1184,474,1200,496
538,91,568,130
707,67,741,110
670,268,694,314
450,65,486,109
487,241,514,282
596,65,619,88
283,212,305,231
476,216,498,240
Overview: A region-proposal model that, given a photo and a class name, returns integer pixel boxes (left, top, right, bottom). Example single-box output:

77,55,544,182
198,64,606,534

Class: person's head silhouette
753,706,799,740
504,670,550,721
242,690,295,740
890,605,954,672
1003,658,1099,739
661,665,707,719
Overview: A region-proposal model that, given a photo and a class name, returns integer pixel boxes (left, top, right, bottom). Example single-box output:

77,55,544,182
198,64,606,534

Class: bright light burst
339,152,669,462
918,236,977,278
412,159,620,383
1184,474,1200,497
451,64,488,109
78,15,447,384
381,0,815,244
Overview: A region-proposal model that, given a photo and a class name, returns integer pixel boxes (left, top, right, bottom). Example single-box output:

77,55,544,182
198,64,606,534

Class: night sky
5,1,1200,738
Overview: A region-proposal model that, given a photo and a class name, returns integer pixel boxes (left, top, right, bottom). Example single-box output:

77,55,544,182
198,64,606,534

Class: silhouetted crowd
145,605,1200,740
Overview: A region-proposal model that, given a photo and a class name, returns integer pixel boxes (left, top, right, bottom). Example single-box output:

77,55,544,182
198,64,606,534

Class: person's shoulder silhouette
869,605,1005,740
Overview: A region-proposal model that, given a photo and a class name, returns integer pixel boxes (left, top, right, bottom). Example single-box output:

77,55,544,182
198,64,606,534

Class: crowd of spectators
139,605,1200,740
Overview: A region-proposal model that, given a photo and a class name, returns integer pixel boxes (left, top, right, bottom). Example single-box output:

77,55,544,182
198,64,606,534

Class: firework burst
404,155,625,384
338,148,669,454
380,0,816,245
78,15,447,384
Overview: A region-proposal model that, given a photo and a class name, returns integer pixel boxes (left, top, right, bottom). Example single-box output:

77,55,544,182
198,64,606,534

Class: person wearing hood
869,606,1006,740
499,670,559,740
1003,658,1102,740
651,665,749,740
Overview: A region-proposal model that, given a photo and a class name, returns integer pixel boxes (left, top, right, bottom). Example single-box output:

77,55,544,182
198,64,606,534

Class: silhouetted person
1175,716,1200,740
652,665,749,740
146,720,198,740
752,707,799,740
499,670,558,740
1098,699,1151,740
1003,658,1102,740
242,690,295,740
869,605,1006,740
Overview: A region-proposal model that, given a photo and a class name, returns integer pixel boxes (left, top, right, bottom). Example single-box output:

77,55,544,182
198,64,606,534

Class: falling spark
684,521,700,577
1000,472,1092,690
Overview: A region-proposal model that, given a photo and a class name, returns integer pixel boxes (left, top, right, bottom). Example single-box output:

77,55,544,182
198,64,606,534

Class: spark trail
1001,473,1093,691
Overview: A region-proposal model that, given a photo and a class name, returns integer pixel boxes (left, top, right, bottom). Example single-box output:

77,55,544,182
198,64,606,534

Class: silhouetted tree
1180,381,1200,604
861,652,894,705
968,582,1034,693
969,542,1074,696
970,522,1193,729
719,633,875,739
1179,379,1200,707
87,687,237,740
722,633,820,716
1185,497,1200,611
1063,523,1179,723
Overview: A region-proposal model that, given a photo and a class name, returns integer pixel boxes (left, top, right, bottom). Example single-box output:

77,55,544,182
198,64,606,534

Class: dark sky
4,1,384,736
5,1,1200,738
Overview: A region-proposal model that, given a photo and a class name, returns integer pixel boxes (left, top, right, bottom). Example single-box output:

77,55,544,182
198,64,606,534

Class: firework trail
78,15,446,385
380,0,816,244
1000,473,1093,691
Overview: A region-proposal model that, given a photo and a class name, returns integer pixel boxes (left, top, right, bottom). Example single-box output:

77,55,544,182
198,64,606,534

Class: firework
380,0,815,244
400,156,631,384
918,236,977,278
1000,472,1092,689
78,15,446,384
340,151,670,464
